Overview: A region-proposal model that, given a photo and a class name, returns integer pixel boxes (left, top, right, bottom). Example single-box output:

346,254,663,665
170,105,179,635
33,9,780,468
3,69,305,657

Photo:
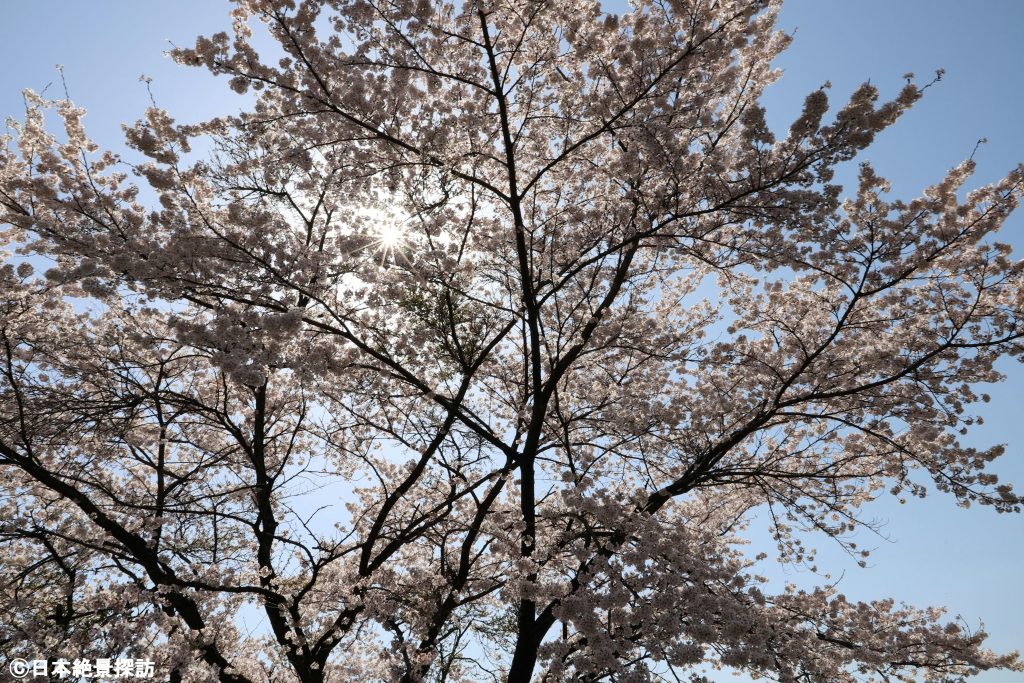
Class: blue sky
757,5,1024,682
1,1,1021,680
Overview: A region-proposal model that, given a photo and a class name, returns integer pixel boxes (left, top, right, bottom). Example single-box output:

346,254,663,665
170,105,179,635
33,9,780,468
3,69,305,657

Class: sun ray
374,220,407,267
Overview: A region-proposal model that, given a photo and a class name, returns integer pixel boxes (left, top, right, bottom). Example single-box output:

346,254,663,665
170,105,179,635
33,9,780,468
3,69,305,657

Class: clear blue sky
1,2,1021,680
756,5,1024,682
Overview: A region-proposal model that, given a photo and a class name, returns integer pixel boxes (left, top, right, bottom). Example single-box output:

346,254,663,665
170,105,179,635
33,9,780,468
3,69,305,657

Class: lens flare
374,222,406,267
378,224,403,250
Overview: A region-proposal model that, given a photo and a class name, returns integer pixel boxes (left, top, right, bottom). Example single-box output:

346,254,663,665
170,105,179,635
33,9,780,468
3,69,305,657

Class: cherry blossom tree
1,1,1022,681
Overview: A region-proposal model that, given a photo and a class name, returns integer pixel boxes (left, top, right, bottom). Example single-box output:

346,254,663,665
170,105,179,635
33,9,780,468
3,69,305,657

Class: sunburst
374,222,406,267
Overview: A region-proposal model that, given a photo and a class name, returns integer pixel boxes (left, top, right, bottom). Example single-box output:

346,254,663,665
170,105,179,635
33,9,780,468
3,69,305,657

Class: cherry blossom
0,1,1022,682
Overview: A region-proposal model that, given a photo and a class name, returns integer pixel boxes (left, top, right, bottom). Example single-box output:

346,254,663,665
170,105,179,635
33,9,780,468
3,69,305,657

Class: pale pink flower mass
0,1,1021,682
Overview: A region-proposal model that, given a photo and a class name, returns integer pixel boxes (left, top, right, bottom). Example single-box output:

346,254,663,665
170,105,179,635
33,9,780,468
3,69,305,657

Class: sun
356,204,410,267
373,221,408,268
377,223,404,251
